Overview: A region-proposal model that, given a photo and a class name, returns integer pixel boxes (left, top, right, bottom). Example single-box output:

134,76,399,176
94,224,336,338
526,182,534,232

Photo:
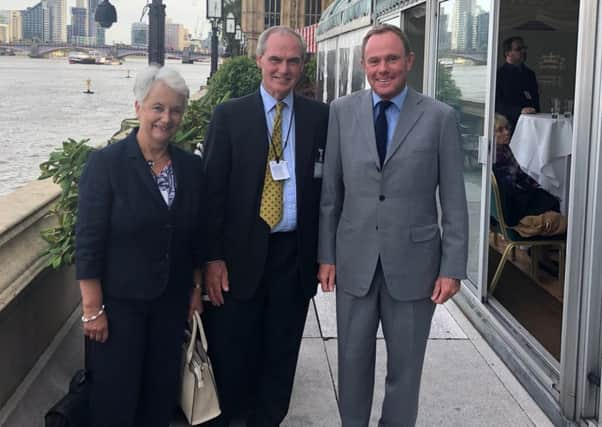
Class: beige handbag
180,311,221,425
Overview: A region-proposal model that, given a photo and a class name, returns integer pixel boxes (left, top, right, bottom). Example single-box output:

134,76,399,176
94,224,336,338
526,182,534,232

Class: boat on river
68,51,96,64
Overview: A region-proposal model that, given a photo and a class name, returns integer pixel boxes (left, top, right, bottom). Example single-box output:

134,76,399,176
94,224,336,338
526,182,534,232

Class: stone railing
0,179,80,410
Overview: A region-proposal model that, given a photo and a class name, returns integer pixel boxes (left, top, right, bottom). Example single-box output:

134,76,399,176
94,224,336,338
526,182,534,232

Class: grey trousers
336,264,435,427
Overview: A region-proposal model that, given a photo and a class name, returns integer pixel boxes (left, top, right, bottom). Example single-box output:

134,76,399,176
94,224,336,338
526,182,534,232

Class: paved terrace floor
1,292,553,427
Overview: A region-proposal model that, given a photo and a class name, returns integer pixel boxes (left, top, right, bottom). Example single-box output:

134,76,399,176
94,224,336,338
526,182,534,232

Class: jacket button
379,195,385,201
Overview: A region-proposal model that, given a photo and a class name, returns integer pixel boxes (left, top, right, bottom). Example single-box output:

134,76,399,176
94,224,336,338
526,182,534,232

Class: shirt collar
260,84,294,113
371,86,408,111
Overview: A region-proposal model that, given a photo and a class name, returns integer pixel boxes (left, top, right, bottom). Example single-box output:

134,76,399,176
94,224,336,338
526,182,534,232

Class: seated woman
493,113,560,227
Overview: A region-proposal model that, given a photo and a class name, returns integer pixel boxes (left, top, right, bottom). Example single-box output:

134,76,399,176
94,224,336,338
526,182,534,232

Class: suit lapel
354,90,381,168
293,95,314,210
384,88,424,166
125,130,169,212
248,91,270,202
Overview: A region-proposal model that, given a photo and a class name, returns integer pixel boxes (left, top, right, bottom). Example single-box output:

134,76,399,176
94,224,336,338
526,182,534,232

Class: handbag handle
186,310,209,364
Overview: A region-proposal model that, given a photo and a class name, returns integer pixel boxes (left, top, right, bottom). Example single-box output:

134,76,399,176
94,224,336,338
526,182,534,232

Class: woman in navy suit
75,65,205,427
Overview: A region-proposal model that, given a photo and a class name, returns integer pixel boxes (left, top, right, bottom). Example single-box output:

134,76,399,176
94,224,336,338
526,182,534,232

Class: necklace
145,151,169,169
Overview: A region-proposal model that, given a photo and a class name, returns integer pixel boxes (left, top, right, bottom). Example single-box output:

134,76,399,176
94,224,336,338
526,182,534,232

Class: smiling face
362,31,415,100
135,80,186,146
256,32,304,100
495,123,511,145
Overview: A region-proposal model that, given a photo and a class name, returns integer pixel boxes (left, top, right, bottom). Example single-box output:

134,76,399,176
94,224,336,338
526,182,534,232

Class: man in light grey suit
317,24,469,427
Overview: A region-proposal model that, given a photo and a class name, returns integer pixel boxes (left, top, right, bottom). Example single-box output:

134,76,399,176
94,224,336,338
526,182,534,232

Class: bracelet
81,305,105,323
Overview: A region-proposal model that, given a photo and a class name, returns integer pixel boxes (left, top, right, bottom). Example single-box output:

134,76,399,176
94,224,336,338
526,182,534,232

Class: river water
0,56,210,196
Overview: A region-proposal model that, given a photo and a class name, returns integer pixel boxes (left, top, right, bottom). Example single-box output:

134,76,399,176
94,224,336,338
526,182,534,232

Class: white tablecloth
509,113,572,213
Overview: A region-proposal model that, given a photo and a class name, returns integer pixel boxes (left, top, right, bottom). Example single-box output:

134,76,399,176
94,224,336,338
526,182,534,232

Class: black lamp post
96,0,165,66
207,0,223,78
148,0,166,65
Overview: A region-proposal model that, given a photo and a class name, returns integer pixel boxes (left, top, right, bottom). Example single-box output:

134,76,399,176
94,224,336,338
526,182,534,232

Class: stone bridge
0,43,188,59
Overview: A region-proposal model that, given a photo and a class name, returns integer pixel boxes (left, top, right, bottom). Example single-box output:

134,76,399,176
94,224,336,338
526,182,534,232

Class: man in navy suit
496,36,540,129
202,26,329,426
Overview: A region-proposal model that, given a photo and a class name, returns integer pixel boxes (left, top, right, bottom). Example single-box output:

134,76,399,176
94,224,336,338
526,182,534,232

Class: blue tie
375,100,392,167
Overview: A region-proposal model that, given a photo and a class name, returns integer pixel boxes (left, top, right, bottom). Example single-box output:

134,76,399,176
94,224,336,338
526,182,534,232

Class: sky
2,0,210,44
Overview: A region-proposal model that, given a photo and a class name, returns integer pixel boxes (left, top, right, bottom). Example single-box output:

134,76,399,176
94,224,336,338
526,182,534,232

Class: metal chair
489,174,566,293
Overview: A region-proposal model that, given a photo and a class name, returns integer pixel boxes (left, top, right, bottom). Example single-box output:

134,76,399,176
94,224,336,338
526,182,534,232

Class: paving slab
313,291,337,338
325,339,538,427
283,338,339,426
303,300,321,338
314,292,466,340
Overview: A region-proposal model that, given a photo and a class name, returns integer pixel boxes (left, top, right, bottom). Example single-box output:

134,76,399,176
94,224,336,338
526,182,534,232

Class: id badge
269,160,290,181
524,90,532,100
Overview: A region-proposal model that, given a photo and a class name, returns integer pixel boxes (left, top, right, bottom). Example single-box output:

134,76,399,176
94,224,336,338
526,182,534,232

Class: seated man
495,36,540,129
493,114,560,227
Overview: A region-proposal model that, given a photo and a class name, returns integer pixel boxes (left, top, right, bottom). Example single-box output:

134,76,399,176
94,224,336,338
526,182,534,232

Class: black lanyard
267,107,295,163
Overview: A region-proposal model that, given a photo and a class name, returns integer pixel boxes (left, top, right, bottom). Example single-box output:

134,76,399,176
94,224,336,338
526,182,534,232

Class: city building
87,0,100,45
165,19,188,51
47,0,67,42
68,7,88,45
22,1,50,42
131,22,148,48
9,11,23,42
241,0,335,56
0,24,8,43
451,0,474,50
95,26,105,45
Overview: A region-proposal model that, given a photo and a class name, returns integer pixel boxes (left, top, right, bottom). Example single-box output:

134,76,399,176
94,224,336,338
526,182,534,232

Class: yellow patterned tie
260,101,285,229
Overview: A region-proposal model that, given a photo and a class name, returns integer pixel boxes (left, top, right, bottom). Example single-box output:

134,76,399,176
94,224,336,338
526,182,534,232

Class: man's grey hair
133,64,190,104
256,26,306,58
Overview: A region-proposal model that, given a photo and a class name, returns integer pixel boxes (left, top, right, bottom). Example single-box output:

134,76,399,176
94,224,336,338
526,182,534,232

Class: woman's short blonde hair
133,65,189,104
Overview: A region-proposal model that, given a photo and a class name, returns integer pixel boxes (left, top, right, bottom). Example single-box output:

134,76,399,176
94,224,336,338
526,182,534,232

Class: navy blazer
203,91,329,300
75,129,206,300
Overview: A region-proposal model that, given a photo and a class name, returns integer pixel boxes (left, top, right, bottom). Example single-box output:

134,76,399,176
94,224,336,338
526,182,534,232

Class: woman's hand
83,309,109,343
80,279,109,343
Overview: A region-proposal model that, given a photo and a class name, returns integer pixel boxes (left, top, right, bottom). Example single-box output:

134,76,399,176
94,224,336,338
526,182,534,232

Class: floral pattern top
153,161,176,208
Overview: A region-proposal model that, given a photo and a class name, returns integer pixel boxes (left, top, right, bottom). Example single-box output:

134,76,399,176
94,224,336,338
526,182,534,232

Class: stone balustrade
0,179,80,411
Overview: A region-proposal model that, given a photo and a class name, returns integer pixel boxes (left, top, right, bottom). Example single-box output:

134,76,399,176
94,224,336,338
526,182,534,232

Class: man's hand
205,260,229,306
189,287,203,319
521,107,536,114
318,264,336,292
431,276,461,304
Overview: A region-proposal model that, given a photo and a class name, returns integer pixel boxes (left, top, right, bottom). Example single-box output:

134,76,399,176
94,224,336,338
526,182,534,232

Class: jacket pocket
410,224,440,242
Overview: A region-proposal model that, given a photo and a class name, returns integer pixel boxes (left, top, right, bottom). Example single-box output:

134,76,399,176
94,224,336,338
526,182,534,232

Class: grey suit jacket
318,88,469,301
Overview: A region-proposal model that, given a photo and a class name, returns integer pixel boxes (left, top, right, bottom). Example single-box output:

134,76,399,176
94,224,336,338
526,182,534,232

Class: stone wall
0,180,80,409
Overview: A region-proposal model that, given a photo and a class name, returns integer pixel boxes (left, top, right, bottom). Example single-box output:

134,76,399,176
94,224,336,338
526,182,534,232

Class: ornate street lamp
95,0,117,29
225,13,236,57
207,0,223,78
226,13,235,35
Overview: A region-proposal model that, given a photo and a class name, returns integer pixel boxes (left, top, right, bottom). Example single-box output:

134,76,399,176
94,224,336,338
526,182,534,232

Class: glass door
434,0,492,291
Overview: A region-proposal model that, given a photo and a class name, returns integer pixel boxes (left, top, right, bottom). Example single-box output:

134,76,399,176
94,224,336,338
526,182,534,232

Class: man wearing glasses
495,36,540,129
